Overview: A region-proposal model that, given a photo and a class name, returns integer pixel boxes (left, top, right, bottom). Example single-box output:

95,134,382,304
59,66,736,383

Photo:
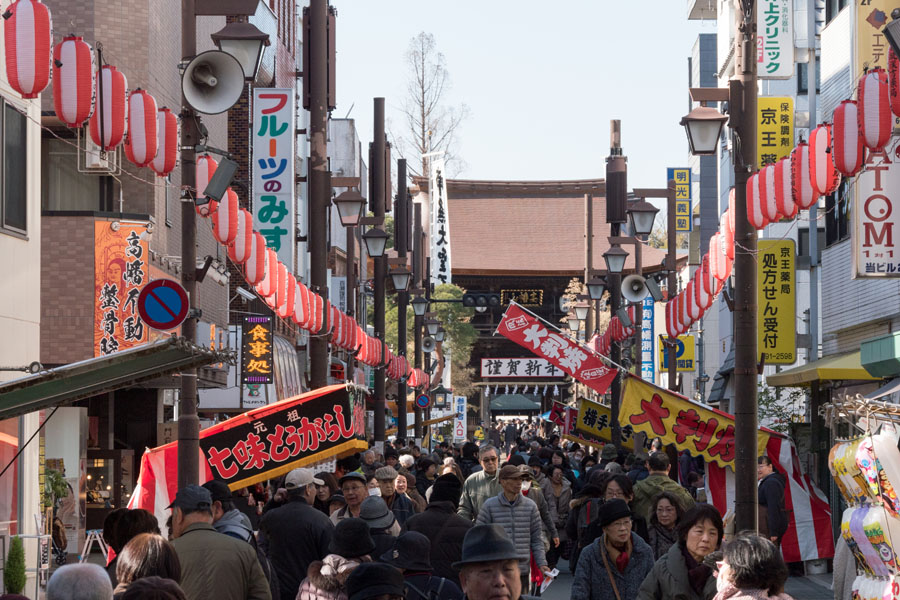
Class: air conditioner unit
77,127,120,175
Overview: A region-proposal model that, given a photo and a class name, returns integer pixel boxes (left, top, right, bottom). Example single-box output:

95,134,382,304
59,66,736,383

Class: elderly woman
542,464,572,569
602,474,649,542
712,533,795,600
637,503,724,600
647,491,685,560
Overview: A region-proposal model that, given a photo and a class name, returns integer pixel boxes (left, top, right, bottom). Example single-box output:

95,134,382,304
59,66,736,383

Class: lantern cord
0,407,58,481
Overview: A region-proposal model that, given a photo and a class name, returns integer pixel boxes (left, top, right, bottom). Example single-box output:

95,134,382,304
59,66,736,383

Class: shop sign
758,239,796,364
430,156,452,284
94,222,149,356
500,289,543,306
668,168,691,232
857,0,891,79
555,400,646,451
757,97,794,166
640,297,655,382
853,145,900,277
480,357,562,378
453,395,467,442
657,335,696,371
757,0,793,78
252,88,295,270
241,316,274,384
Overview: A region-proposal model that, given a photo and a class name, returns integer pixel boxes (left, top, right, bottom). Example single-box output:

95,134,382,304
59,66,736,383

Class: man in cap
258,468,333,600
331,471,368,524
345,562,406,600
169,484,271,600
453,524,537,600
457,445,502,521
598,444,618,470
476,465,550,593
380,531,462,600
374,465,415,526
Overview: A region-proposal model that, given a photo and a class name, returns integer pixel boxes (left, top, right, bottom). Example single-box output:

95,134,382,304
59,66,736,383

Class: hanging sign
758,97,794,166
480,358,563,378
429,156,452,285
657,335,696,371
668,168,692,232
241,316,274,384
500,289,543,306
853,144,900,277
252,88,296,271
453,395,467,442
640,297,655,382
758,239,797,364
94,222,149,356
757,0,793,78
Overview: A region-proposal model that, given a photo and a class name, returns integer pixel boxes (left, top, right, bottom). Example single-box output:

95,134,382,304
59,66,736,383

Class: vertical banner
429,156,452,284
758,239,796,364
640,297,655,382
856,0,891,78
94,222,149,356
252,89,296,271
853,145,900,277
242,315,275,384
453,395,467,442
757,0,793,78
668,168,692,232
757,97,794,166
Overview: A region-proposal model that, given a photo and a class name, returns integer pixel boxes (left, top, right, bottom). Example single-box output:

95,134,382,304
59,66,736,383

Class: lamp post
334,189,366,227
372,98,387,445
210,21,270,81
395,158,410,442
605,120,627,448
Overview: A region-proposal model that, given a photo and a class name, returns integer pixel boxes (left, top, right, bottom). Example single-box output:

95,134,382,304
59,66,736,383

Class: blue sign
137,279,189,331
640,297,655,382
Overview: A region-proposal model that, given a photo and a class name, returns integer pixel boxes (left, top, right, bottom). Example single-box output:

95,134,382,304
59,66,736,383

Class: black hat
201,480,232,503
379,531,432,571
598,498,632,528
328,493,347,507
167,484,212,511
506,454,526,467
417,457,435,470
452,524,521,568
359,496,395,530
329,518,376,558
346,562,405,600
383,446,399,459
429,474,462,506
527,456,543,467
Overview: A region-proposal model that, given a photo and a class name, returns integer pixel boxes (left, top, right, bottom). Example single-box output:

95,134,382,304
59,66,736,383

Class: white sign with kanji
453,395,467,443
480,358,563,378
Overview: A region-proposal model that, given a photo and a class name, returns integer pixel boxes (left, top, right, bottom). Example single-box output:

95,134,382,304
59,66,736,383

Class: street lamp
434,328,445,343
679,105,728,156
411,295,428,317
362,228,389,258
211,22,270,81
573,302,590,321
586,277,607,301
333,190,366,227
567,317,582,332
389,267,412,292
431,384,451,410
425,318,441,336
627,199,660,236
603,246,629,275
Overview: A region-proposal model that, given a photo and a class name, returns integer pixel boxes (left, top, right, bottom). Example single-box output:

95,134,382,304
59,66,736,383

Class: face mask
715,566,730,593
575,454,584,461
521,480,532,492
368,487,381,497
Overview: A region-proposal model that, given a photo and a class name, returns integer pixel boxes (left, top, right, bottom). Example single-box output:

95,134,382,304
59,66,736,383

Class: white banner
430,156,452,284
757,0,793,78
453,395,467,442
853,141,900,277
480,358,564,378
252,88,296,271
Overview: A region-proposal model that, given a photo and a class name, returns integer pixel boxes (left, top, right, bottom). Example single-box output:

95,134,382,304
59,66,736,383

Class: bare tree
391,32,469,177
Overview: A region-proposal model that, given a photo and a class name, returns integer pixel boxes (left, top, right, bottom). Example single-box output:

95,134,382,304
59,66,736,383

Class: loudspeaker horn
422,337,436,353
621,274,650,303
182,50,245,114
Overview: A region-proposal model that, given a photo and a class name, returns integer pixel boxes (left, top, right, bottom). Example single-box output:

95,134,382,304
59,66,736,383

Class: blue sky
334,1,711,190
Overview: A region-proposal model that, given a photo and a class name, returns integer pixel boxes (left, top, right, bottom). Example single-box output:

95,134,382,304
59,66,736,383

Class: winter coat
632,475,696,522
523,484,556,547
541,478,572,542
171,521,272,600
757,472,788,540
711,584,795,600
636,542,717,600
571,533,654,600
402,572,463,600
297,554,362,600
416,470,436,497
476,492,547,573
457,469,501,521
384,492,415,526
404,501,475,581
214,508,254,541
628,466,650,483
566,495,605,572
647,522,679,560
258,496,334,600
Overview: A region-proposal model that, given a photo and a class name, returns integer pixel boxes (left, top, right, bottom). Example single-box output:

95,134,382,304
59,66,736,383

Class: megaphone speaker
182,50,245,114
422,337,436,353
622,274,650,303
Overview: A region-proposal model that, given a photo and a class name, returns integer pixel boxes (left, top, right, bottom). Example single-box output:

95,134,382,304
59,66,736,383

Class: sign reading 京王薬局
757,97,794,167
668,168,691,232
480,358,562,378
640,297,655,382
853,144,900,278
242,315,274,385
430,156,452,285
758,239,796,364
94,222,149,356
757,0,793,78
252,88,295,271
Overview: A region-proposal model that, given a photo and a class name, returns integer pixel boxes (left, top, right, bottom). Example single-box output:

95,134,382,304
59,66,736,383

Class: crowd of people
38,418,794,600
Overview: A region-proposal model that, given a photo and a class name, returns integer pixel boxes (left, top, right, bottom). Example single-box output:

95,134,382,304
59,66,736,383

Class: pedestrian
297,518,374,600
457,445,502,521
542,464,572,569
113,533,181,599
119,576,187,600
577,455,597,488
598,444,618,470
571,499,654,600
102,508,129,584
313,472,340,515
331,472,368,523
405,473,475,582
476,465,551,592
712,532,794,600
757,456,788,548
453,524,536,600
504,421,518,455
636,503,724,600
169,484,271,600
374,466,415,526
459,442,481,478
566,474,609,573
415,457,437,496
358,495,400,559
632,453,696,522
628,455,650,483
106,508,161,587
344,562,406,600
647,492,685,560
383,446,400,469
47,564,113,600
202,480,254,541
488,423,503,449
328,494,347,516
397,470,427,512
601,473,648,541
520,466,559,565
360,450,380,480
379,531,463,600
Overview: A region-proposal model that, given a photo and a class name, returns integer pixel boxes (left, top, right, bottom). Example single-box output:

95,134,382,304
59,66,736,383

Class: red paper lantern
195,154,218,216
723,188,736,260
255,248,277,299
151,107,178,177
293,281,310,329
277,272,295,320
747,172,766,230
773,157,797,219
858,67,892,152
791,142,815,210
124,89,158,167
760,163,779,223
833,100,865,177
665,301,676,339
310,293,323,333
707,254,723,299
686,280,700,321
227,208,253,264
212,187,238,245
244,232,266,286
710,233,727,281
679,290,691,332
4,0,52,99
89,65,127,151
695,266,711,311
52,36,93,127
809,123,841,197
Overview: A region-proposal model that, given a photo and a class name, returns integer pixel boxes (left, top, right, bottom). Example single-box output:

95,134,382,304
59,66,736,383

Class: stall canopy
765,350,880,387
0,337,233,420
864,378,900,402
489,394,541,413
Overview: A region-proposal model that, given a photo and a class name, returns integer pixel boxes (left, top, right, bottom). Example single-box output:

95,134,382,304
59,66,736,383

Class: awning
0,337,235,420
765,350,881,387
385,414,456,436
864,377,900,403
490,394,541,412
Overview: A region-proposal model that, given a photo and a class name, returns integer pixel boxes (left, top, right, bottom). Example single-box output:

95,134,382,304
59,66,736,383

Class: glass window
797,62,821,95
41,137,101,211
825,181,850,247
2,102,27,232
798,227,825,261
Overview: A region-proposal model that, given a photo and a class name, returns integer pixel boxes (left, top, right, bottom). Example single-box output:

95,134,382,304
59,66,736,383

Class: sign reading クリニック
252,88,295,271
480,358,562,378
758,239,796,365
500,289,543,307
658,335,696,372
94,222,149,356
757,97,794,166
242,316,274,384
668,168,691,232
853,144,900,278
757,0,793,78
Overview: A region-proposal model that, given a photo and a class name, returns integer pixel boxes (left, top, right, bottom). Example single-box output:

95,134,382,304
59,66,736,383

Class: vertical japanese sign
242,316,275,384
94,222,149,356
640,297,655,382
575,397,641,450
668,168,691,232
453,395,467,442
857,0,891,78
757,97,794,166
429,156,452,284
252,89,295,271
757,0,793,78
758,239,796,364
852,144,900,277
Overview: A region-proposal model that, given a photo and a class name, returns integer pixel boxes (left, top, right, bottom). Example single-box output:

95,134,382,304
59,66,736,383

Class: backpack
404,576,449,600
248,531,281,600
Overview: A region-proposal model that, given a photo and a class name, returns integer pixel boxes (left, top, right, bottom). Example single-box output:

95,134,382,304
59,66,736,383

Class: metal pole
413,202,424,440
585,193,594,335
396,158,409,442
308,0,329,389
731,0,759,534
373,98,387,444
606,121,625,448
667,181,678,392
177,0,199,489
807,0,819,364
346,223,356,385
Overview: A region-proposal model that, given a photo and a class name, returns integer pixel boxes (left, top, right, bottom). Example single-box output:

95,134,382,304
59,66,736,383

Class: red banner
496,304,618,396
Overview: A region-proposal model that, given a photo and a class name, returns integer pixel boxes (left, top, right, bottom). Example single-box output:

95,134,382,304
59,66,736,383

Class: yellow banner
757,97,794,167
758,239,796,364
575,398,639,451
657,335,696,372
857,1,891,77
621,377,770,469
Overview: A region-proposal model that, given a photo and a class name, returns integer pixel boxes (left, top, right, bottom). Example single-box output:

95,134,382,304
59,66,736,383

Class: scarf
319,554,361,577
604,534,633,573
681,544,713,596
712,582,795,600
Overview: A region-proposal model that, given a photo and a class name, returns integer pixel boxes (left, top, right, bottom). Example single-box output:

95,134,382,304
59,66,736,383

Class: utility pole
605,120,626,448
346,224,356,384
373,98,386,444
667,181,678,392
584,194,594,335
396,158,409,442
413,202,424,440
308,0,329,389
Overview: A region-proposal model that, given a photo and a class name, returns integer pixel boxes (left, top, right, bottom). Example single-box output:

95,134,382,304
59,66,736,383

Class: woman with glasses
711,532,794,600
601,474,649,542
647,492,685,560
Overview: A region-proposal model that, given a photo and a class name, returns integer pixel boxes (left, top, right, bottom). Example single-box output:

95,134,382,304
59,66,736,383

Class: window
797,62,821,95
2,101,27,233
164,174,173,227
825,180,850,247
41,137,101,211
798,227,825,261
826,0,848,25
